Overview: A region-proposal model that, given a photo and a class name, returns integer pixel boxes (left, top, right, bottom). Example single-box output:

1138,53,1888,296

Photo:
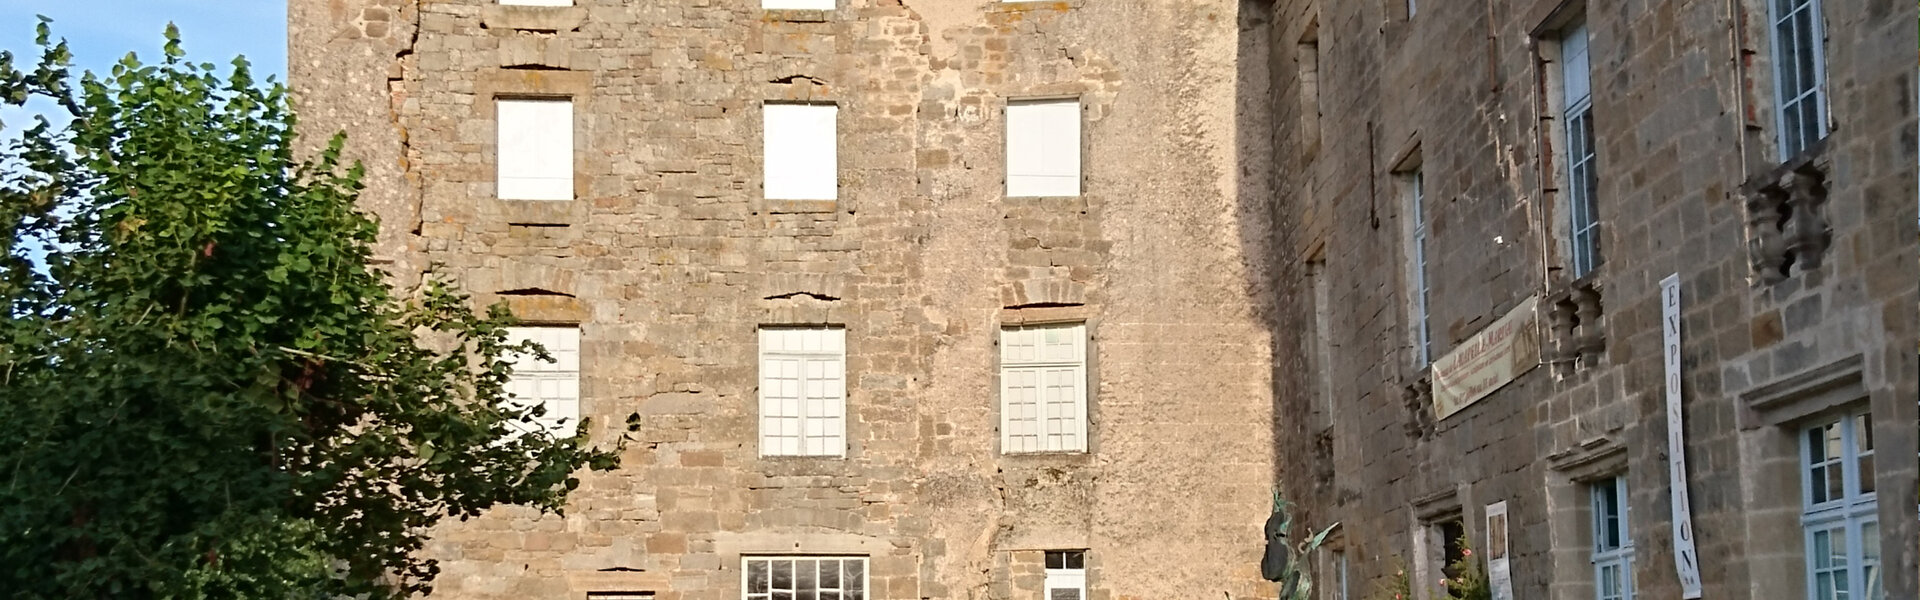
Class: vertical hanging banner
1660,274,1704,599
1484,501,1514,600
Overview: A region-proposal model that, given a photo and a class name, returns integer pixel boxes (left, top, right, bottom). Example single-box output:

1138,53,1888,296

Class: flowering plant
1362,559,1412,600
1438,535,1492,600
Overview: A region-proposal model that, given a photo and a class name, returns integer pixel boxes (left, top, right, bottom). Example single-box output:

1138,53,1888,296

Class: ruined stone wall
1264,0,1916,599
291,1,1281,599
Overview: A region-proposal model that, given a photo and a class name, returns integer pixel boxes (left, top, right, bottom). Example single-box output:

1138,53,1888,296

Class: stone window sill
766,199,837,214
760,9,832,23
480,5,587,32
986,0,1085,14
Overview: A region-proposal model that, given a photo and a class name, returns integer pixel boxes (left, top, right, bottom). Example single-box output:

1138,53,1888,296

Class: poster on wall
1660,273,1705,599
1484,501,1513,600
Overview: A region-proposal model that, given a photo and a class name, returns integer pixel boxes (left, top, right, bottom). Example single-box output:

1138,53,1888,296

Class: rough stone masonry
292,1,1285,599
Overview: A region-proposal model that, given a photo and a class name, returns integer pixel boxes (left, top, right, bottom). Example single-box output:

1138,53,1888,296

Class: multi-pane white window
763,103,838,200
758,327,847,457
1769,0,1828,158
1000,323,1088,453
1044,551,1087,600
1408,171,1433,365
764,0,833,8
1590,476,1634,600
503,327,581,438
1561,21,1602,279
496,98,574,201
743,557,866,600
1802,413,1882,600
1006,99,1082,197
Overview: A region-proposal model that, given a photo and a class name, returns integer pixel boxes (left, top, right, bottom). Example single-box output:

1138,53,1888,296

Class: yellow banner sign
1433,297,1541,419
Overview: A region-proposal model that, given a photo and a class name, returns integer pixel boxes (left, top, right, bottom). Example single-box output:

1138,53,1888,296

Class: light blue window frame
1768,0,1829,159
1590,475,1634,600
1410,171,1432,365
1561,21,1601,278
1800,413,1881,600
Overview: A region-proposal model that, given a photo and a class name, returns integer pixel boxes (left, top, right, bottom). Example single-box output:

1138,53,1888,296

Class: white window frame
758,327,847,457
1590,475,1634,600
1801,412,1881,600
503,326,581,438
1408,171,1433,366
741,556,867,600
1767,0,1829,159
999,322,1088,454
1044,550,1087,600
1560,21,1602,279
763,102,839,201
496,98,575,201
1005,98,1083,198
763,0,834,10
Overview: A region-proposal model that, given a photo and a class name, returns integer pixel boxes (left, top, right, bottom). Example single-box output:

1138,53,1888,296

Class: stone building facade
1257,1,1917,600
291,1,1283,599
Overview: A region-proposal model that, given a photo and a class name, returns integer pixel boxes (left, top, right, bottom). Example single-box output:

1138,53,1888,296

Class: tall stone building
291,1,1283,599
1258,1,1917,600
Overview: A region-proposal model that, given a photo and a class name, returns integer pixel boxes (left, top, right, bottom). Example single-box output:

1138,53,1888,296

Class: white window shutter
758,327,847,457
763,0,834,8
504,327,581,438
1045,569,1087,600
1000,323,1087,453
1007,99,1081,197
763,104,838,200
496,99,574,201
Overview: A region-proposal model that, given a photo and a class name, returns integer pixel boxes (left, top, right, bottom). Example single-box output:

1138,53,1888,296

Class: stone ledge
480,5,588,32
758,8,832,23
1736,353,1865,430
766,199,837,214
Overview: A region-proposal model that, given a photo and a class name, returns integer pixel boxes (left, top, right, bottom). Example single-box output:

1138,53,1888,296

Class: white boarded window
496,98,574,201
743,557,866,600
758,327,847,457
501,0,572,6
1000,322,1087,453
763,103,838,200
1044,551,1087,600
1006,99,1082,197
764,0,833,8
504,327,581,438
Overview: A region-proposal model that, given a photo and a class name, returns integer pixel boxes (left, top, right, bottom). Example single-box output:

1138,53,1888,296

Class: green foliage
1438,535,1491,600
0,21,629,599
1362,560,1413,600
1272,491,1338,600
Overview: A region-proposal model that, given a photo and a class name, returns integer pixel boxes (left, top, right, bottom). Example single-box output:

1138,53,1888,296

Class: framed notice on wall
1484,501,1513,600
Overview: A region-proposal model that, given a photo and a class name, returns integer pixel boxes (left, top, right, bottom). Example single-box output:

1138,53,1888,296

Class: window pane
819,560,840,589
773,560,794,590
749,560,770,593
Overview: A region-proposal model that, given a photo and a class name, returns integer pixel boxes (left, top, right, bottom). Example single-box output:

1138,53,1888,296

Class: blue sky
0,1,285,79
0,0,285,132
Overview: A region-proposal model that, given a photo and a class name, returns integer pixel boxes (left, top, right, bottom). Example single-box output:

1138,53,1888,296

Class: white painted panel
503,327,581,438
763,103,838,200
497,99,573,201
1562,23,1592,104
501,0,571,6
764,0,834,8
757,327,846,456
1007,99,1081,197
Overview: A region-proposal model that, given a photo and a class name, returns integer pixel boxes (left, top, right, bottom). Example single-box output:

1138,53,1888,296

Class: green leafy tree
0,21,630,599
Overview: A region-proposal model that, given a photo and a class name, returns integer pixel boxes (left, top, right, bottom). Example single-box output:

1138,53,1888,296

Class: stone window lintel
1736,353,1864,430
